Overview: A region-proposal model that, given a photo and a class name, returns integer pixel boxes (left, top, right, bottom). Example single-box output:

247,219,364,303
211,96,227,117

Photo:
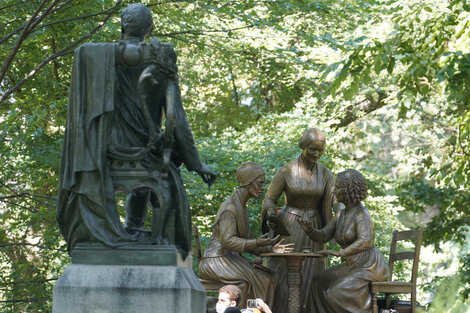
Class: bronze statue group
199,128,390,313
56,3,389,313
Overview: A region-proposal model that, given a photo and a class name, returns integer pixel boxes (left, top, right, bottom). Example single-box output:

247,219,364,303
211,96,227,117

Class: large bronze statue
56,3,216,258
262,127,336,312
199,162,293,310
298,169,389,313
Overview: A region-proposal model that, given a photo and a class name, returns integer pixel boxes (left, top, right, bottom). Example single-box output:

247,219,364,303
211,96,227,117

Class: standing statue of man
56,3,216,258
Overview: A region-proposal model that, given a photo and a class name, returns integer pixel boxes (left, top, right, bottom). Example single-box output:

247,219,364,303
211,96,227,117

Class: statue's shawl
214,190,251,239
56,43,134,250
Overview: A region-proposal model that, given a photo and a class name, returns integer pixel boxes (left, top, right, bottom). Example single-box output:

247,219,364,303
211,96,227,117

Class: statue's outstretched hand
272,239,294,253
256,233,280,247
196,164,217,187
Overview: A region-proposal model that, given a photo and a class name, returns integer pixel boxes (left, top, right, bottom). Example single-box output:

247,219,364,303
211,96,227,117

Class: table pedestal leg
286,256,304,313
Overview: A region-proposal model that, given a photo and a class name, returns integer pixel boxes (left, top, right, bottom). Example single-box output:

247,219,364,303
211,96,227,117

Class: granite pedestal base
52,244,206,313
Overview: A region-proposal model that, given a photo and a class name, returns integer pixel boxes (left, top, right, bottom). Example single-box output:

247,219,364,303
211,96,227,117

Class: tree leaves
1,0,470,310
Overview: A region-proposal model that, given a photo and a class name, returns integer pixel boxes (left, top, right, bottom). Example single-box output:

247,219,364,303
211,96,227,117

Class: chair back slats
388,229,423,284
371,229,423,313
395,230,420,241
390,251,416,262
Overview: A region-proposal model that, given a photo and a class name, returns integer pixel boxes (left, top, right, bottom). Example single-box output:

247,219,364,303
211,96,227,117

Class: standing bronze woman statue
262,128,336,312
199,162,293,310
298,169,389,313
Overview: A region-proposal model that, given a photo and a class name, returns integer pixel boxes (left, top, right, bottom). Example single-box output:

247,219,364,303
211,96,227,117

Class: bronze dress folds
312,205,389,313
56,42,203,257
199,189,274,307
263,156,336,311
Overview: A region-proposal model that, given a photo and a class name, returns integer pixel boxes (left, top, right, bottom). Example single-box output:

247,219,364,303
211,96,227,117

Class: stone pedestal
53,244,206,313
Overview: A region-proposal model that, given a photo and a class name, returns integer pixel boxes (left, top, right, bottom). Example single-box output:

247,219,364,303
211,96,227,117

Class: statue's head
121,3,154,39
236,162,265,187
299,127,326,165
335,169,368,206
236,162,265,198
298,127,326,149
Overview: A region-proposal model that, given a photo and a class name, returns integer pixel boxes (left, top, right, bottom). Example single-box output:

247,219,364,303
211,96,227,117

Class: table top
260,252,326,258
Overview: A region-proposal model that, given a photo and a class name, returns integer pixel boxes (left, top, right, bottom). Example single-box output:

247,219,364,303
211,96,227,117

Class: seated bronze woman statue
199,162,293,309
297,169,389,313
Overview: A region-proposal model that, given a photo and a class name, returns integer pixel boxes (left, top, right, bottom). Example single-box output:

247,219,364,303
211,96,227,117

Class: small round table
260,252,326,313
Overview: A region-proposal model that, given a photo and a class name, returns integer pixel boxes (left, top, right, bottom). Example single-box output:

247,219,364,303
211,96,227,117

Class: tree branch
0,182,57,200
0,0,74,45
0,17,23,32
229,67,239,106
332,92,388,129
0,199,39,213
36,7,119,31
51,37,59,81
0,0,34,11
0,0,59,87
0,0,124,104
28,0,63,31
0,186,56,211
0,193,27,200
0,195,55,210
159,24,256,37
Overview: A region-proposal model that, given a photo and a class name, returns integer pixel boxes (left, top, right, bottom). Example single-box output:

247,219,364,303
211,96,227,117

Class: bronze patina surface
199,162,293,311
56,3,216,259
262,128,336,312
298,169,389,313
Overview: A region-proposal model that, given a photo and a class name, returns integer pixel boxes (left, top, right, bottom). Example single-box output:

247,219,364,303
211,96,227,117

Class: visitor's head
217,285,242,313
236,162,265,198
335,169,368,206
299,128,326,165
121,3,154,39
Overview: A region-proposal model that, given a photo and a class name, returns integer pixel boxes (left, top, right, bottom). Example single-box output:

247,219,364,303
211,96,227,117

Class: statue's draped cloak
57,43,132,250
57,42,201,255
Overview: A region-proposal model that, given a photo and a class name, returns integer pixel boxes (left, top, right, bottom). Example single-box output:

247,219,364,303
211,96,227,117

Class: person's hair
298,128,326,150
121,3,154,38
336,169,368,205
224,307,242,313
219,285,242,306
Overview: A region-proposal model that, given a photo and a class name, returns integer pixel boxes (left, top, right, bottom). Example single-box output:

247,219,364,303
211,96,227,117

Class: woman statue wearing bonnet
199,162,293,310
263,128,337,312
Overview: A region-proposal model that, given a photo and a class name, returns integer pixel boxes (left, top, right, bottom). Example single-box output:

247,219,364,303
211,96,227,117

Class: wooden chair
371,229,423,313
192,225,225,292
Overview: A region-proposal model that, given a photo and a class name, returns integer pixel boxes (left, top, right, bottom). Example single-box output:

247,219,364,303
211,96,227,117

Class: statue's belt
282,206,319,218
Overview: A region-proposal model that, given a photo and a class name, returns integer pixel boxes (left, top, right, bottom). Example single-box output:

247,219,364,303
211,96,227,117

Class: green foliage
317,0,470,270
427,273,470,312
1,0,468,311
397,178,470,249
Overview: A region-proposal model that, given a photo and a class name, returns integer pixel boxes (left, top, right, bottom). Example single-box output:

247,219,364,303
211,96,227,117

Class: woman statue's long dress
199,162,293,311
298,169,389,313
262,128,336,312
